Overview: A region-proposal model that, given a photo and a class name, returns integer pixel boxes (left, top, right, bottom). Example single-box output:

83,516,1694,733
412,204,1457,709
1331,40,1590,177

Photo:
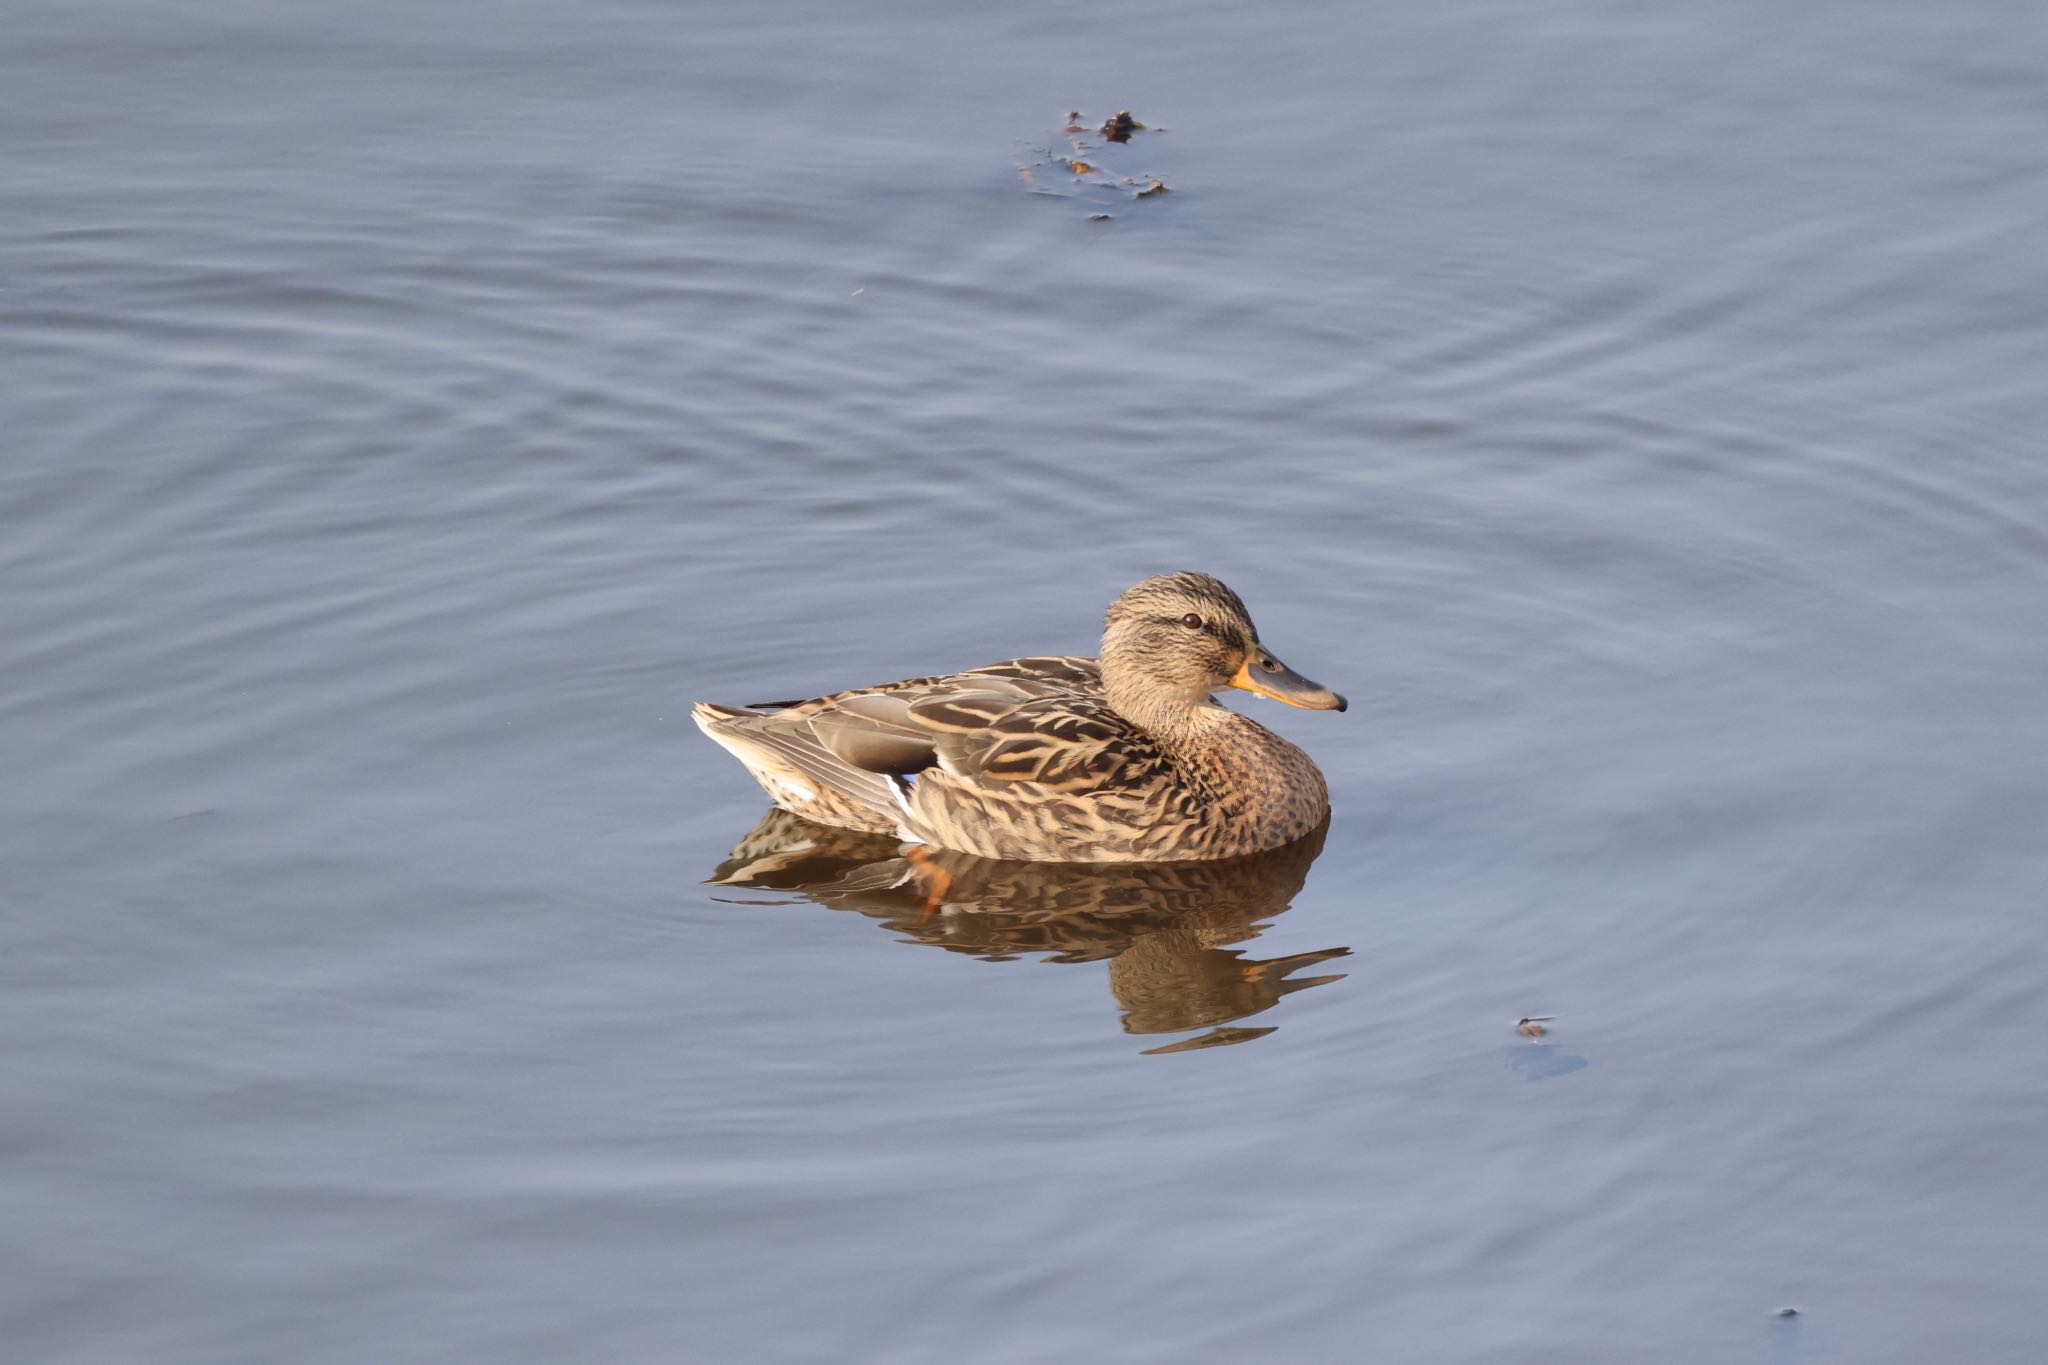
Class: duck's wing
798,671,1165,805
802,674,1114,780
697,658,1112,836
904,690,1163,793
893,690,1188,859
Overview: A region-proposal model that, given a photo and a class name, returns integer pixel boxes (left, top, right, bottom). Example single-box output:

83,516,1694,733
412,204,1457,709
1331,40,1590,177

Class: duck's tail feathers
693,702,901,835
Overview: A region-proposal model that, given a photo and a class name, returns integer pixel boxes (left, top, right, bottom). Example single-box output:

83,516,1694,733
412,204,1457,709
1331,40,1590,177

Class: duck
692,572,1346,863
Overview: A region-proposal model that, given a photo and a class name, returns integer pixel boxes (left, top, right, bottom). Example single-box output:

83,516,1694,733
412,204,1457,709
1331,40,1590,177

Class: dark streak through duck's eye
1181,613,1204,630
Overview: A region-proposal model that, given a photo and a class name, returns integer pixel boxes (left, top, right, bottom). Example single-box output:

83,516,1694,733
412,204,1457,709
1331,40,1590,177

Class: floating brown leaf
1100,110,1146,142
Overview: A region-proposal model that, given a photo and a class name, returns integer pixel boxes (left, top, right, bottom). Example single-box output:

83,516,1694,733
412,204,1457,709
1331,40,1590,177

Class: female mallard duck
692,572,1346,863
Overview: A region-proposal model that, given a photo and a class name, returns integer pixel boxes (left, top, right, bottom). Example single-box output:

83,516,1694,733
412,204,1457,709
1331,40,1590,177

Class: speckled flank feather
693,575,1342,863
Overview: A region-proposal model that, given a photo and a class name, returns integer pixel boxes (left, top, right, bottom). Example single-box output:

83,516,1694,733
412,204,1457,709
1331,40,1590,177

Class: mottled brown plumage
693,572,1346,862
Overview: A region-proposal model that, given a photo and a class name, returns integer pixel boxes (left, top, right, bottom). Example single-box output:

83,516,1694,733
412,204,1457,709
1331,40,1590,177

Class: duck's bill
1229,655,1348,712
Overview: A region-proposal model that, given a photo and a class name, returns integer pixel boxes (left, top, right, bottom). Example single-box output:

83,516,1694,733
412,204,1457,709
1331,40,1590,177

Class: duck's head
1100,572,1347,716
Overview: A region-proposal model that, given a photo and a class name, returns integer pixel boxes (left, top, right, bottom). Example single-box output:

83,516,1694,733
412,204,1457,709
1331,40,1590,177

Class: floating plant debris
1013,109,1173,221
1100,110,1146,141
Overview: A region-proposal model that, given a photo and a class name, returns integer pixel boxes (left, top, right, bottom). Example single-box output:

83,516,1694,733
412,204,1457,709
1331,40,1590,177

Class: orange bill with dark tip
1228,655,1348,712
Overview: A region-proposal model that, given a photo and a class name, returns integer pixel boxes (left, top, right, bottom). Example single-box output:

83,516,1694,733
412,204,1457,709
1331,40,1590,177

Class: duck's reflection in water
708,809,1350,1054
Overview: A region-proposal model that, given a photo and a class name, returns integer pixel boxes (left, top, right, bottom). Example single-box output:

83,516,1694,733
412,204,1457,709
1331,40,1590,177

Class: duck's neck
1102,669,1231,751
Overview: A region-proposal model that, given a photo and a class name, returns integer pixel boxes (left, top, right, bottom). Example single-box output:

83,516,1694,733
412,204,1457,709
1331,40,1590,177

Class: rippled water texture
7,1,2048,1361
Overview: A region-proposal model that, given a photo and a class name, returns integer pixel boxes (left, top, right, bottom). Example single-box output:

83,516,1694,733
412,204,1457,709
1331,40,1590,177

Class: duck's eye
1180,613,1204,630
